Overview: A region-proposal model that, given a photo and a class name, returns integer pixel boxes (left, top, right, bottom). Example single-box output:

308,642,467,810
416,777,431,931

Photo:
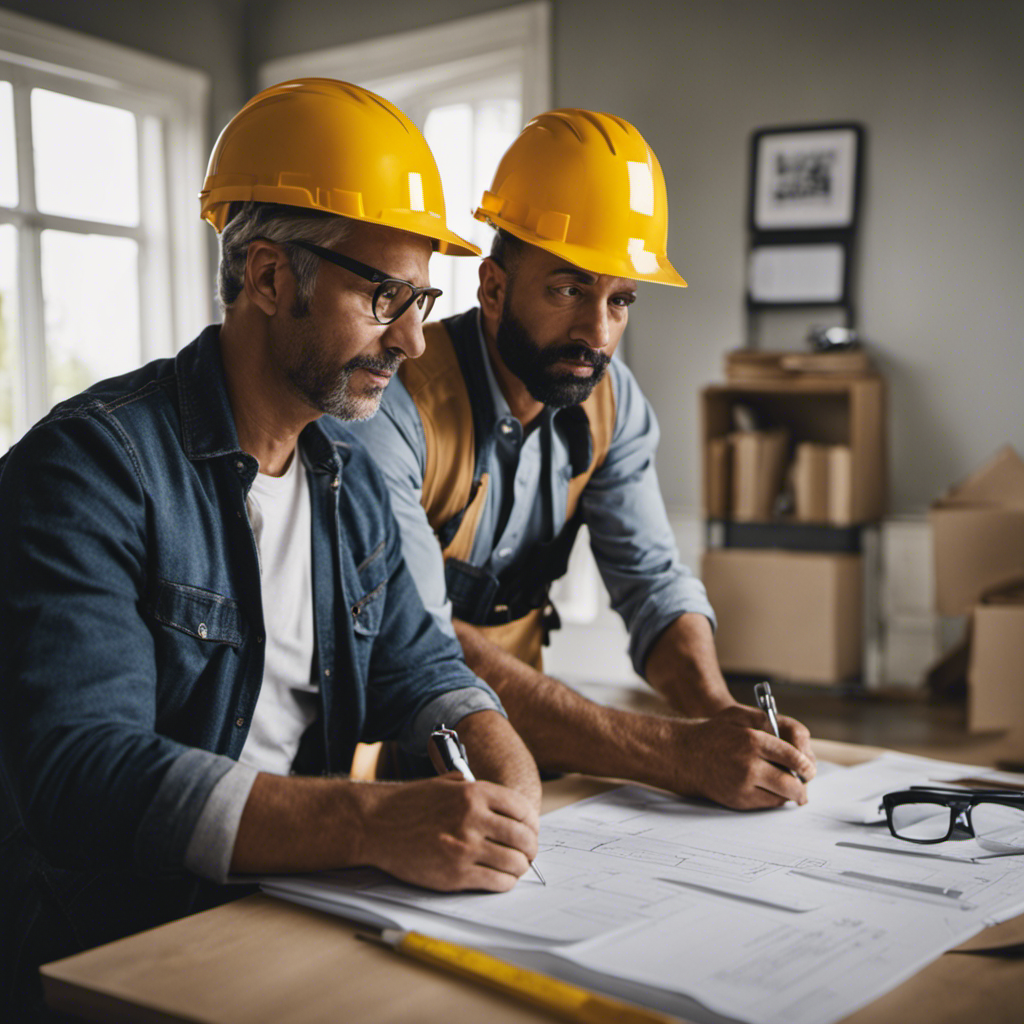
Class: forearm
230,773,371,874
643,613,737,717
453,620,677,789
455,709,542,810
230,747,541,892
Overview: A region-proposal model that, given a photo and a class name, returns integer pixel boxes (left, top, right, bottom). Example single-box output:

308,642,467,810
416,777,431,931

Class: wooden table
41,739,1024,1024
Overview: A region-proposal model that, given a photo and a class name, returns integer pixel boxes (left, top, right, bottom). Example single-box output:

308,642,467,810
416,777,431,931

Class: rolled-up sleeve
183,760,260,883
346,380,457,638
0,411,241,878
582,362,717,677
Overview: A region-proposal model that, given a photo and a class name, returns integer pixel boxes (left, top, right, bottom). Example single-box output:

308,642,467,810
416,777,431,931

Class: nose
382,308,427,361
571,299,612,353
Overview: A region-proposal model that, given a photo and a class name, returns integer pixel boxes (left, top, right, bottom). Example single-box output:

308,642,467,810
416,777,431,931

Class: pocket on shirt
147,579,245,647
349,543,389,642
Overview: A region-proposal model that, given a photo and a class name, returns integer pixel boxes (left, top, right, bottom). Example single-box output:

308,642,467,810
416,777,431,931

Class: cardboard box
705,437,731,519
793,443,829,522
729,429,788,521
931,446,1024,615
968,580,1024,735
827,445,854,525
702,548,863,683
792,443,853,525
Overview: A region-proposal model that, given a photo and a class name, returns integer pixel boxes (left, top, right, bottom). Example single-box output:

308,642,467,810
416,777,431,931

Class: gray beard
286,349,403,421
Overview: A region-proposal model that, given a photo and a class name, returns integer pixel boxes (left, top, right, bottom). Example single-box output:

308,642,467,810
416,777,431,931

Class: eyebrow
547,266,637,293
548,267,597,285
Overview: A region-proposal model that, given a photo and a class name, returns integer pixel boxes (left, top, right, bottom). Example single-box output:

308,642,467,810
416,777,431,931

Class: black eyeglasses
882,786,1024,853
286,239,442,324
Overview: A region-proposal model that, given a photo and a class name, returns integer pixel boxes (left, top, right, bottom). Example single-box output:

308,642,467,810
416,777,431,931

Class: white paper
262,754,1024,1024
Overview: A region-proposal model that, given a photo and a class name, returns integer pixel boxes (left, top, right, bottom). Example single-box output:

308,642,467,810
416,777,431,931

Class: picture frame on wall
750,123,863,232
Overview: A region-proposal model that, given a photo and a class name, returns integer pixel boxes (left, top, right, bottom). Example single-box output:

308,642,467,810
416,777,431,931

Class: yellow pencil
362,928,688,1024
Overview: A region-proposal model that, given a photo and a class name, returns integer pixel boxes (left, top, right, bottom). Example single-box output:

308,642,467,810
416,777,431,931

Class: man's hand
359,774,539,892
668,705,817,809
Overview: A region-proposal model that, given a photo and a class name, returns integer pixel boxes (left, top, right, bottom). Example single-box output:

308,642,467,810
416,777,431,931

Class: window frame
258,2,550,322
258,2,550,120
0,8,209,438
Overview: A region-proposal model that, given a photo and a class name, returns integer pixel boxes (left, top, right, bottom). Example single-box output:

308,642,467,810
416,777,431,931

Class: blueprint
262,755,1024,1024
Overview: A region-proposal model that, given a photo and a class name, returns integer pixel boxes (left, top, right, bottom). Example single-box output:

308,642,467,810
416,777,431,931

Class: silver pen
753,682,804,782
428,725,546,885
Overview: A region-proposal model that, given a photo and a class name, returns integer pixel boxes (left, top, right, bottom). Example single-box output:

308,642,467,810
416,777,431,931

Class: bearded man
349,108,816,807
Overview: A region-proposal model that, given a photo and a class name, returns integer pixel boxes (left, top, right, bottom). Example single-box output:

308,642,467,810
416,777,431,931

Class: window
260,2,550,320
0,10,209,449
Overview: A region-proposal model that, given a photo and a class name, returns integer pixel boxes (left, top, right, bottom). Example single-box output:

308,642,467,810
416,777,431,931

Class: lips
553,358,595,376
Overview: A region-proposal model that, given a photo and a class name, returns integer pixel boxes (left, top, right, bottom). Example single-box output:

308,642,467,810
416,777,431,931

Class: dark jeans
2,822,254,1023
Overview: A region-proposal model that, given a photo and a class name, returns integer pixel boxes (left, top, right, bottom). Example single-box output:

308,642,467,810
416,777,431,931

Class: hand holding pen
754,681,807,784
430,725,546,886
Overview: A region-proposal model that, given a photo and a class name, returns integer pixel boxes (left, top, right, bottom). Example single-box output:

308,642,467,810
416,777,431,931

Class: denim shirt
347,308,716,676
0,325,501,888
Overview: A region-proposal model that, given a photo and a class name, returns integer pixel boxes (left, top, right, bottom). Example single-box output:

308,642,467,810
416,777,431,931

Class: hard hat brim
201,187,481,257
477,214,686,287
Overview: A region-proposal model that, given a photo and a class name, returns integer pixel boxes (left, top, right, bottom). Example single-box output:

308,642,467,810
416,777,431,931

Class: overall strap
436,310,498,550
398,310,485,556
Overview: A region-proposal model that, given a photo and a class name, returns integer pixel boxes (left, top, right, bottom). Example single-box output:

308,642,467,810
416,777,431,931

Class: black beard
494,302,610,408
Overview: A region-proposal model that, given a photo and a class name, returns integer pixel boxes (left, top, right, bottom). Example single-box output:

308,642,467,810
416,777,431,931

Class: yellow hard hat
200,78,480,256
473,109,685,286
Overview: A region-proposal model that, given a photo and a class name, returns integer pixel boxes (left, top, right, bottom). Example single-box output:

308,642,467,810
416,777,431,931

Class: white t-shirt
238,451,317,775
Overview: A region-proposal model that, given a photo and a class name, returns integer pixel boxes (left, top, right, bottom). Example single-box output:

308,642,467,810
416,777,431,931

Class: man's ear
477,257,507,320
243,239,290,316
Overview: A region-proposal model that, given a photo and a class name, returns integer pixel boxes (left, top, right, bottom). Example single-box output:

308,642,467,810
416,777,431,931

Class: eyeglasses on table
882,786,1024,853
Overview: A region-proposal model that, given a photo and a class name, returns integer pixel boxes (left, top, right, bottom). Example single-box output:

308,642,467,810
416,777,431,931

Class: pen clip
753,681,776,716
429,724,470,777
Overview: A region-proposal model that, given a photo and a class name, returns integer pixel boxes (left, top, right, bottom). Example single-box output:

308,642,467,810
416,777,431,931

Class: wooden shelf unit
701,374,887,525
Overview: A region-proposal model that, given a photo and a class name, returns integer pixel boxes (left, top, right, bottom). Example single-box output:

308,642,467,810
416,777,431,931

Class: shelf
701,374,886,525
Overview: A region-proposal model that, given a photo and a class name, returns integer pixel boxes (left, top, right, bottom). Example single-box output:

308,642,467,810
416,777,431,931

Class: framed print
747,242,848,305
750,123,863,232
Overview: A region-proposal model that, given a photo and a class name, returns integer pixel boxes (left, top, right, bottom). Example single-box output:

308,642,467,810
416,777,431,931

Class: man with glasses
349,108,817,808
0,80,540,1021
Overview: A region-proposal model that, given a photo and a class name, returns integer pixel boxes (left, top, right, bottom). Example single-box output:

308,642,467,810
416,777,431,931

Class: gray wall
7,0,1023,515
548,0,1023,516
251,0,1024,516
0,0,248,134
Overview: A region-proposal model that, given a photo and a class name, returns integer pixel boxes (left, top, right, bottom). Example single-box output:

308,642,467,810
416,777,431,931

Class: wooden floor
576,678,1024,772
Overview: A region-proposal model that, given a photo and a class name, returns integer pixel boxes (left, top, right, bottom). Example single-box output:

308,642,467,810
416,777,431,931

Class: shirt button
235,460,244,470
497,547,513,559
324,668,331,677
331,476,340,490
235,717,245,728
256,634,264,643
499,421,514,436
197,623,208,639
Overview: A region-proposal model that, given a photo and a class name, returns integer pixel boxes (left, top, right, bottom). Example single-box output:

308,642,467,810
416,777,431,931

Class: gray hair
217,201,354,315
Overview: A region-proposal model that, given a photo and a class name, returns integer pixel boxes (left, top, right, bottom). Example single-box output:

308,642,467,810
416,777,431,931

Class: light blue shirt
347,308,716,677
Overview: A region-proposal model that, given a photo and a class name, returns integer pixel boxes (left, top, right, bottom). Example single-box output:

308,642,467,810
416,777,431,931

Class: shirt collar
174,324,343,472
175,325,247,461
